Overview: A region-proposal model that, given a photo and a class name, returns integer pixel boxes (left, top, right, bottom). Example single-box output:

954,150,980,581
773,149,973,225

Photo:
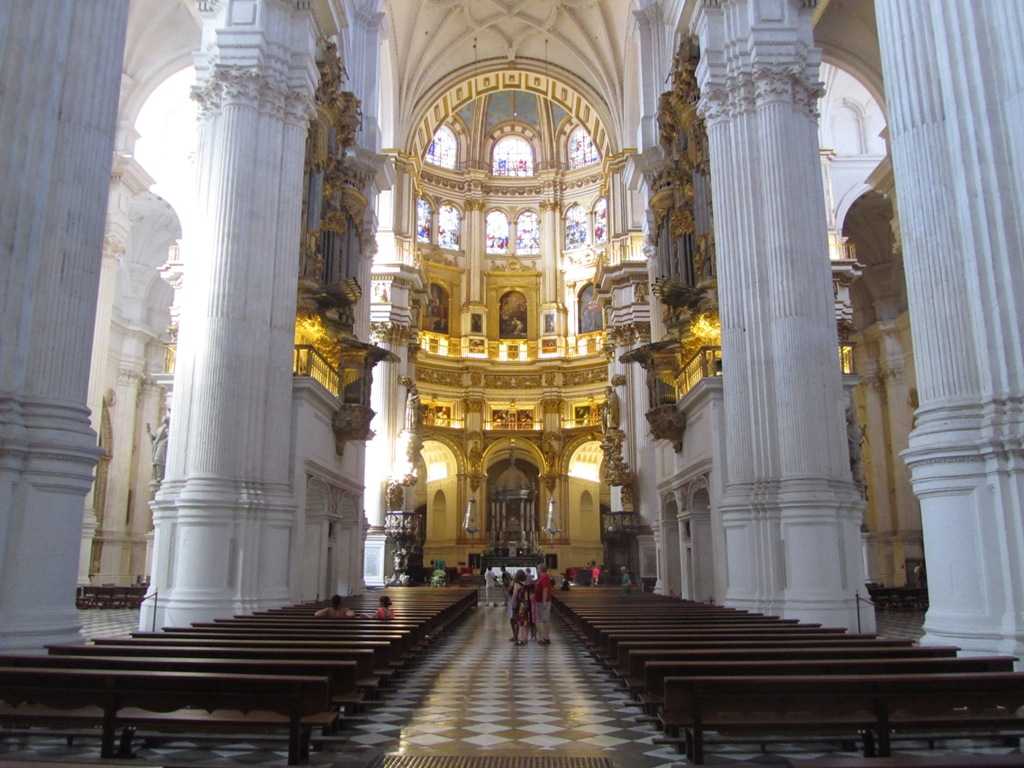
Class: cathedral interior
3,0,1024,732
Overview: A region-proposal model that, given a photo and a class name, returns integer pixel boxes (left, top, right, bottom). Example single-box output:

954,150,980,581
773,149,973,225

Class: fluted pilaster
0,0,129,649
144,0,317,630
877,0,1024,655
693,0,867,630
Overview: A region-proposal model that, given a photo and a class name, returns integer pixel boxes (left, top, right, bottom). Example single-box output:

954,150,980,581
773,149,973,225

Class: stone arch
567,440,603,483
482,437,545,475
560,432,603,477
405,64,617,161
420,437,463,479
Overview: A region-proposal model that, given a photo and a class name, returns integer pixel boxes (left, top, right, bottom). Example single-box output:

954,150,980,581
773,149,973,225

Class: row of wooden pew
553,590,1024,765
0,589,477,764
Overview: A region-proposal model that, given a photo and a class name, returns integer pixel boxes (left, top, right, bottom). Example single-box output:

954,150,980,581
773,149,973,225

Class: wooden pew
622,644,959,687
615,639,921,676
661,672,1024,764
0,667,331,765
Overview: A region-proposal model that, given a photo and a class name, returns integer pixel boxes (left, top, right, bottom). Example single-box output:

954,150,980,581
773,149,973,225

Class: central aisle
352,601,678,766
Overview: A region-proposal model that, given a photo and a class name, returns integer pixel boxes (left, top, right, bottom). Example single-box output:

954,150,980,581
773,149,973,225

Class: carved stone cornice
369,321,412,346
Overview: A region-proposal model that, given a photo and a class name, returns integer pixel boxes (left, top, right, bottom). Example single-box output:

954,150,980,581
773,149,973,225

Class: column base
0,607,83,653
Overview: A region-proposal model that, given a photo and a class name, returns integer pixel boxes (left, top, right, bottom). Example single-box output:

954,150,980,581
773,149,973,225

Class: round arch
568,440,603,483
405,63,618,161
419,434,466,477
482,437,545,475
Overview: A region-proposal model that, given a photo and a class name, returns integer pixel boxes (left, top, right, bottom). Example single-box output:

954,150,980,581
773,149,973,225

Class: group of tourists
485,565,554,646
314,594,395,620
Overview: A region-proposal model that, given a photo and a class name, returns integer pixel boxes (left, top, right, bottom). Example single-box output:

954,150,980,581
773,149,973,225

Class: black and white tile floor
0,605,1016,767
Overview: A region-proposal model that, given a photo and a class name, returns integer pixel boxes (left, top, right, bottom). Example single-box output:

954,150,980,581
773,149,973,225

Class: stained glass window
425,125,457,168
593,198,608,244
515,211,540,254
417,198,432,243
486,210,510,253
564,205,588,249
438,204,461,249
567,126,599,169
492,136,534,177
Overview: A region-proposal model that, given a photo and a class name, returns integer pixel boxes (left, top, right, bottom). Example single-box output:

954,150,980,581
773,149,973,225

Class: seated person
375,595,395,620
314,594,355,618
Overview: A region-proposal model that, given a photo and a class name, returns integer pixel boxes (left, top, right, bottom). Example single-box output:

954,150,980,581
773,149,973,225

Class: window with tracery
425,125,457,168
416,198,432,243
593,198,608,244
567,126,599,169
492,136,534,177
515,211,540,254
564,205,588,250
438,204,461,249
486,210,510,253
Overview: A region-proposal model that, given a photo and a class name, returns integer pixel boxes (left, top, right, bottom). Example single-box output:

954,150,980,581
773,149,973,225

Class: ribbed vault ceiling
385,0,631,147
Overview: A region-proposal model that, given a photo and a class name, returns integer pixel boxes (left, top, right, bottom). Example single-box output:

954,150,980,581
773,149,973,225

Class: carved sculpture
146,412,170,485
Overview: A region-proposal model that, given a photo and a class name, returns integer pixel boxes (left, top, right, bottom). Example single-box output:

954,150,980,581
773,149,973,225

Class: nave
2,592,1022,768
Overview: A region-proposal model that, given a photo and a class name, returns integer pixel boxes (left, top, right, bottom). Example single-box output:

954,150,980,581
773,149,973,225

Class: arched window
593,198,608,244
486,210,510,254
438,204,461,249
416,198,432,243
567,126,599,169
425,125,457,168
578,283,603,334
515,211,540,254
492,136,534,177
564,205,588,249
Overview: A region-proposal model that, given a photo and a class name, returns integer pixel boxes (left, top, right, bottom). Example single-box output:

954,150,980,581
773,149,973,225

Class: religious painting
499,290,528,339
574,404,593,426
426,283,450,334
470,313,483,334
578,283,602,334
424,404,452,427
542,338,557,354
468,338,486,354
543,312,555,335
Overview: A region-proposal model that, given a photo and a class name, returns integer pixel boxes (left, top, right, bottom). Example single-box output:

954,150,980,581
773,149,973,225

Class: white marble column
143,0,317,629
0,0,129,649
465,201,485,303
693,0,868,630
876,0,1024,655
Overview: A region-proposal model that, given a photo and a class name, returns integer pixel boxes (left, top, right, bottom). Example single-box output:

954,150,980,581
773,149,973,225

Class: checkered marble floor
0,603,1017,767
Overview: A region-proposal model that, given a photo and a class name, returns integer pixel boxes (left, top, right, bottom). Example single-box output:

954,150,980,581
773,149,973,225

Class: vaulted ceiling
384,0,634,149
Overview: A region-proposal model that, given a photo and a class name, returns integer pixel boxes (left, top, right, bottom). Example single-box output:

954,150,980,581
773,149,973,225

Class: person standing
533,565,553,645
511,570,531,645
591,561,601,587
505,570,517,641
484,568,498,607
621,566,633,594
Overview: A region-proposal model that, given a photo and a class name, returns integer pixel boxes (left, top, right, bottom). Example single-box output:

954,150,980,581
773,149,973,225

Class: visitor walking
590,561,601,587
484,568,498,606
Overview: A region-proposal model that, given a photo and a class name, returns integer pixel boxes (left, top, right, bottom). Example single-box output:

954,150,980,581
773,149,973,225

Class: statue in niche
602,385,621,433
402,378,422,434
499,290,528,339
146,410,170,485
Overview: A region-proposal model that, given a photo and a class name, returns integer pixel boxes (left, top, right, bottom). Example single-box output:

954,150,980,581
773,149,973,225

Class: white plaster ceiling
384,0,633,146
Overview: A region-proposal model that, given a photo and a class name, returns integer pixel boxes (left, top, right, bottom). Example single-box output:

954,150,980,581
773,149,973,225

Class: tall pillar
692,0,867,630
131,377,164,581
0,0,129,649
876,0,1024,655
143,0,317,629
